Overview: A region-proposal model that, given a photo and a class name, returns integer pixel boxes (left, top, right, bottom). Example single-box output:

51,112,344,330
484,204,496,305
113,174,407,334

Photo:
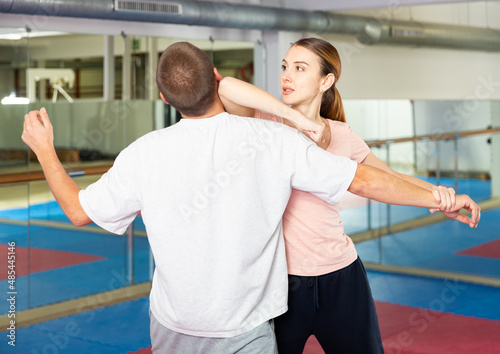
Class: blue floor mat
5,298,151,354
368,270,500,321
4,269,500,354
0,200,147,231
0,223,151,314
357,207,500,278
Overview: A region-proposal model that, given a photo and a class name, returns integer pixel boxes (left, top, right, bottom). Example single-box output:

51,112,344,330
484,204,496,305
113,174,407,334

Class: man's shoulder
139,124,180,140
226,113,296,134
119,126,176,155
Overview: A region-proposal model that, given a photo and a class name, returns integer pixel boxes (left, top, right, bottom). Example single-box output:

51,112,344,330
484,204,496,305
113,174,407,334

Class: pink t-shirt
256,110,371,276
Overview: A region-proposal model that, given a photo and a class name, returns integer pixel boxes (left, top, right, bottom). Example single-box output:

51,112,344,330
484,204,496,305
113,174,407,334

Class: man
22,42,480,353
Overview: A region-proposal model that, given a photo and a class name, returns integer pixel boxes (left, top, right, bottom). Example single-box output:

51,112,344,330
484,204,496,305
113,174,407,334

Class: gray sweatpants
150,312,278,354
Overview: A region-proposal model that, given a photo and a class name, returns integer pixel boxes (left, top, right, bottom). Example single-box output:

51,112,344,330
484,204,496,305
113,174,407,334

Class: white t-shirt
79,112,357,338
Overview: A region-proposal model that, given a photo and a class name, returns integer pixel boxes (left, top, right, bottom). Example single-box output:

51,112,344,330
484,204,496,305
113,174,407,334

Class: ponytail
320,85,346,123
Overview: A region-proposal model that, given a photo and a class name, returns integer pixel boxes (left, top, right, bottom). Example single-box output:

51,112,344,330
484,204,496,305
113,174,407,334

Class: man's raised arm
22,108,92,227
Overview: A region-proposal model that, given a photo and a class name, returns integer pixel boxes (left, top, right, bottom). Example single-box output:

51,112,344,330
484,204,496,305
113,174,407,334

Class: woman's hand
289,111,325,144
297,120,326,144
429,185,456,213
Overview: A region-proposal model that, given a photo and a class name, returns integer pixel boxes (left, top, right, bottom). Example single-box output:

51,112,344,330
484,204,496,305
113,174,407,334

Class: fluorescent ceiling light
0,27,68,40
1,96,30,105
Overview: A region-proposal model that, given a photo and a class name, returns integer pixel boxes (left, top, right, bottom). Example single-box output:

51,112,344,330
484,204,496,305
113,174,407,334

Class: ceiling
211,0,488,11
0,0,495,42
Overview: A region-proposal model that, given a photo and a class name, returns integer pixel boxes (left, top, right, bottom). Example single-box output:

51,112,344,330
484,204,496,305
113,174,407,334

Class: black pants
274,257,384,354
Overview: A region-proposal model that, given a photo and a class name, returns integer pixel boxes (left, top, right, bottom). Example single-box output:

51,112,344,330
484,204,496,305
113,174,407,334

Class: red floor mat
303,335,323,353
127,302,500,354
376,301,500,354
127,347,152,354
456,238,500,259
0,244,104,279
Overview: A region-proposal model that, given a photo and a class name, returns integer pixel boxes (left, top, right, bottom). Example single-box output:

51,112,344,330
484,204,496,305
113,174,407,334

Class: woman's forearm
218,76,325,142
218,77,304,125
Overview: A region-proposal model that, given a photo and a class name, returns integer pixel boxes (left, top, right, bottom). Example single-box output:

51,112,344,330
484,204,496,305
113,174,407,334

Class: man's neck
182,100,225,119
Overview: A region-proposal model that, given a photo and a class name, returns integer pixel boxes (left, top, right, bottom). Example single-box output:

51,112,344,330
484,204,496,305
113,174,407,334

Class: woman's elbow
217,76,231,97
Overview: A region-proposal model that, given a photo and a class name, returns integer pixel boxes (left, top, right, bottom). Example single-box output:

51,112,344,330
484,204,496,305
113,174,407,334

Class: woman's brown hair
292,38,346,123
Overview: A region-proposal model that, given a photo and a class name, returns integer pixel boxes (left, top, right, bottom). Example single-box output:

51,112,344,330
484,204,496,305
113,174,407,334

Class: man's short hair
156,42,216,117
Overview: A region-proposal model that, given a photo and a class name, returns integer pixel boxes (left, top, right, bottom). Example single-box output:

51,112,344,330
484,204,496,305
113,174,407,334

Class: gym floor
1,176,499,353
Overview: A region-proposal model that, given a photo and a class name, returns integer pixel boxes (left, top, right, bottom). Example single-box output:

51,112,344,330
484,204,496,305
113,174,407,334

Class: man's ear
214,67,223,82
160,92,169,104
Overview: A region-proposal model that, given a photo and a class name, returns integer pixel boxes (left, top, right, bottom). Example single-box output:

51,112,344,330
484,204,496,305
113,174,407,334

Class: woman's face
280,45,324,107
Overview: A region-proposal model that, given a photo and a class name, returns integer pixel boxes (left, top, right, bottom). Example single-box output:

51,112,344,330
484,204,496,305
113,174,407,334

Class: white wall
321,34,500,101
345,100,413,140
413,100,492,173
344,99,415,171
317,1,500,100
336,1,500,28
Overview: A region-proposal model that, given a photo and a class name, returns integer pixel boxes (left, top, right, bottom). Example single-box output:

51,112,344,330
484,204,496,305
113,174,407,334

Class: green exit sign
132,38,140,51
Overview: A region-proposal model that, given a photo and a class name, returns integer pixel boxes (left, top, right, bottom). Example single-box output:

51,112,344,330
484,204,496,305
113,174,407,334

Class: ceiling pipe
358,19,500,52
1,0,500,52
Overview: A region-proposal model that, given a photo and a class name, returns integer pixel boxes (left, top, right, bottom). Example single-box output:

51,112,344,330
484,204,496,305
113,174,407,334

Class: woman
218,37,455,353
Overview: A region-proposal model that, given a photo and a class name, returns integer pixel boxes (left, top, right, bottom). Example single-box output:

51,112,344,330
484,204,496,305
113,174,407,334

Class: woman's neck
291,103,322,123
291,102,332,150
